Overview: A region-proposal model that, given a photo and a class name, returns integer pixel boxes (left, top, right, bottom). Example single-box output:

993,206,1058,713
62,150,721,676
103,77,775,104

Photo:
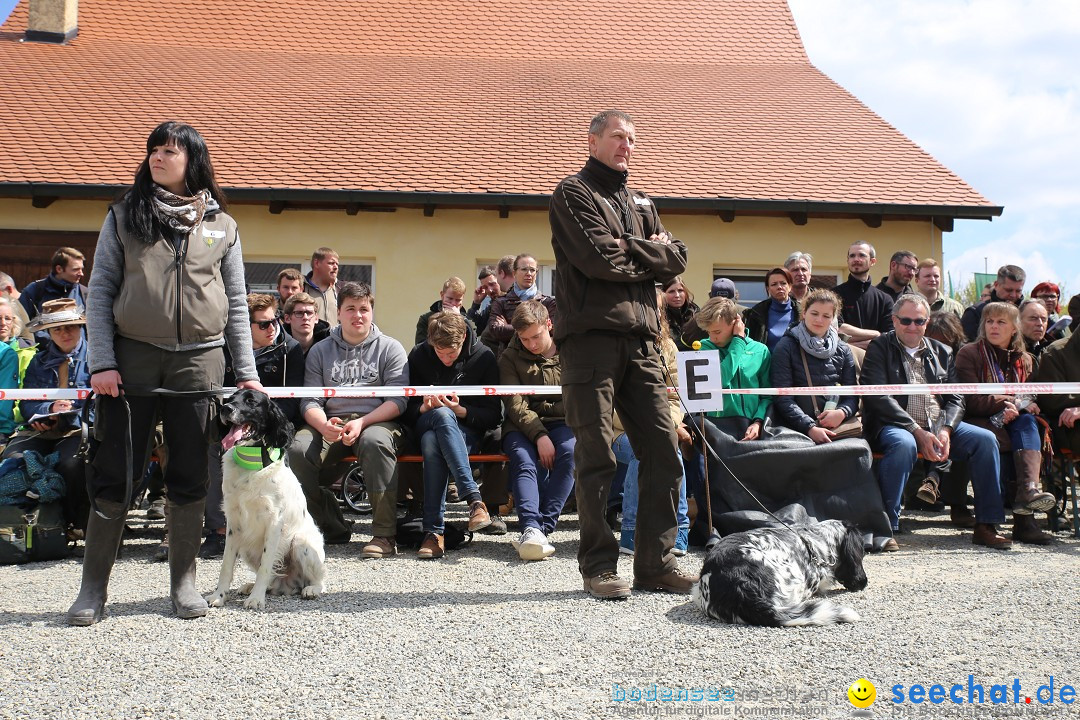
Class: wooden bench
337,452,509,513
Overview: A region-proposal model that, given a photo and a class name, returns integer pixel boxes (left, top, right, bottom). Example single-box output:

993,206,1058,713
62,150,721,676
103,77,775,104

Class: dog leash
78,385,231,521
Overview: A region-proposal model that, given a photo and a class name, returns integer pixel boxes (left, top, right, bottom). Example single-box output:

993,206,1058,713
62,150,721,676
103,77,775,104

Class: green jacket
699,334,771,422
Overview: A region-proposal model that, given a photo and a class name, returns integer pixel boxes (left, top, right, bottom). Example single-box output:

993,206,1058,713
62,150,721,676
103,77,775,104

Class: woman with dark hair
68,122,263,626
661,276,699,351
955,302,1056,544
743,267,800,350
925,310,966,355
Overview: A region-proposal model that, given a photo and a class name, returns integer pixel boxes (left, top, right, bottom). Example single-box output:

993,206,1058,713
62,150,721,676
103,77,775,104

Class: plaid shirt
897,335,942,432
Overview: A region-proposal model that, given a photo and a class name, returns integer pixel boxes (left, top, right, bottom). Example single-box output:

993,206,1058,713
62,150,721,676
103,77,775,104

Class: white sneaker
513,526,555,561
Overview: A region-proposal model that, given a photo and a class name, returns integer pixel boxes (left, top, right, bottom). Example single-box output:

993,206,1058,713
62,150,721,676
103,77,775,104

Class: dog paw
239,582,255,594
243,594,267,610
301,585,322,599
205,592,226,608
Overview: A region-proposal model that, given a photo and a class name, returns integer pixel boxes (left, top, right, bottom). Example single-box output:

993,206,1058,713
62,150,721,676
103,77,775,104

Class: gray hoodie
300,324,409,419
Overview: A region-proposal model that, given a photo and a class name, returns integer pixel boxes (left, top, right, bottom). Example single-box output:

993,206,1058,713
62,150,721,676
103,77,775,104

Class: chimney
25,0,78,44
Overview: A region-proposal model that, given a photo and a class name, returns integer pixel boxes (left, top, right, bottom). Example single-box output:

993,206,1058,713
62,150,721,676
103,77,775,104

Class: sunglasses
896,317,927,326
252,319,276,330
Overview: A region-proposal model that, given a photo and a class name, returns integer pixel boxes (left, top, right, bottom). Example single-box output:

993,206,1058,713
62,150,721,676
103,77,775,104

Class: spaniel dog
205,389,326,610
692,520,867,627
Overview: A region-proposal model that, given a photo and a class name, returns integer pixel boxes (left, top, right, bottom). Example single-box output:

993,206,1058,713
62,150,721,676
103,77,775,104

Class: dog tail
777,598,860,627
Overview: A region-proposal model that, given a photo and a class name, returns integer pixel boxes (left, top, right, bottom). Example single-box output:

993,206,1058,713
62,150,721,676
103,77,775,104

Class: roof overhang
0,183,1002,230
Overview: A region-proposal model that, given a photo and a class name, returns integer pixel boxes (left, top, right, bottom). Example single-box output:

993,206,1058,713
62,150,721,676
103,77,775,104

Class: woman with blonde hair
955,302,1056,544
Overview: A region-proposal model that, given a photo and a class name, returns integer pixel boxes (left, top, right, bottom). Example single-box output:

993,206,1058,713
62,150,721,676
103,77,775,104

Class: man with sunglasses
861,294,1010,548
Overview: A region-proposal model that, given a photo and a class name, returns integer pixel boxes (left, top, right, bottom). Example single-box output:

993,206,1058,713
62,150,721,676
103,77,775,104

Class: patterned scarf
978,339,1026,384
152,185,215,234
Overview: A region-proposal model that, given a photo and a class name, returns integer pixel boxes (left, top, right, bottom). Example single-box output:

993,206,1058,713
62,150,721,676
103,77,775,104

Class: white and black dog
205,389,326,610
692,520,867,627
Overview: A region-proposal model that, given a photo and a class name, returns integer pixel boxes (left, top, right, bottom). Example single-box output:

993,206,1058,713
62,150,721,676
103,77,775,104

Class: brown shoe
882,538,899,552
972,523,1012,550
633,567,699,594
915,473,940,504
467,500,492,532
1011,514,1053,545
950,506,977,528
417,533,444,559
582,571,631,600
360,536,398,559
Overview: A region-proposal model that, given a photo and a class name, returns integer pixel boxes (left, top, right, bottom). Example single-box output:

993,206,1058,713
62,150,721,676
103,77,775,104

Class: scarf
790,322,838,360
513,283,538,302
40,336,86,372
978,339,1026,384
152,185,216,234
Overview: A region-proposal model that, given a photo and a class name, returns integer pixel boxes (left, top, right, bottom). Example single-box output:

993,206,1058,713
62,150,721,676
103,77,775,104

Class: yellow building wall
1,198,943,344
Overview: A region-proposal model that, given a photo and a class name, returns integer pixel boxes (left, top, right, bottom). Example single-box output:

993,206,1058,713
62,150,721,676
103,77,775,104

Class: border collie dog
692,520,867,627
205,389,326,610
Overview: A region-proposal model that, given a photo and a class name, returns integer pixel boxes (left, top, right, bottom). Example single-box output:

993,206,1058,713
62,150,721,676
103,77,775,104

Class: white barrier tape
3,382,1080,401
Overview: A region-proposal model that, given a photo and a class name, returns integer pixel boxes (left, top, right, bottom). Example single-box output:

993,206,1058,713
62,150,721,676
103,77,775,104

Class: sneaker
619,530,634,556
467,500,492,532
360,536,397,559
633,567,699,594
198,532,227,559
479,514,507,536
153,535,169,562
417,532,444,559
582,570,631,600
146,499,166,520
512,527,555,561
674,527,689,557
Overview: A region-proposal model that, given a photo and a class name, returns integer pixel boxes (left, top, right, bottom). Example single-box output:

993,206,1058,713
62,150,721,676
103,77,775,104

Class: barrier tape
4,382,1080,401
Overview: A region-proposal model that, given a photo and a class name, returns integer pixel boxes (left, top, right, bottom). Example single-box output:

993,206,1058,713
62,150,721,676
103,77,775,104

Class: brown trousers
561,333,681,578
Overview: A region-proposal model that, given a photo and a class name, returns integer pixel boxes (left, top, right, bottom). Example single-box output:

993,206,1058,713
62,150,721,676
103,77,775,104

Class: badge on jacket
204,229,225,246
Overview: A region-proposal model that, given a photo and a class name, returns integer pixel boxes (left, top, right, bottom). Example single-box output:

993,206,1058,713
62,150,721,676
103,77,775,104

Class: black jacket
833,275,894,333
403,322,501,433
769,333,859,435
225,323,305,423
743,298,800,348
283,318,330,356
549,157,687,340
859,331,965,443
415,300,474,348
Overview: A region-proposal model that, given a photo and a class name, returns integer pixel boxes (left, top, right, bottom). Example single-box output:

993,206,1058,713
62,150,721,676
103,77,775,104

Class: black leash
77,385,231,521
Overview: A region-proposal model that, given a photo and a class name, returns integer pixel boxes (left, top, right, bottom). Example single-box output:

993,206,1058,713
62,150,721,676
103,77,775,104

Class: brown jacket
955,339,1034,448
498,334,565,443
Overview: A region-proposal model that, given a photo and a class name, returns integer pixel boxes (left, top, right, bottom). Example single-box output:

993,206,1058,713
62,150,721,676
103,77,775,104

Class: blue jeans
876,422,1004,529
1006,412,1041,450
612,433,689,534
504,423,576,535
417,407,480,534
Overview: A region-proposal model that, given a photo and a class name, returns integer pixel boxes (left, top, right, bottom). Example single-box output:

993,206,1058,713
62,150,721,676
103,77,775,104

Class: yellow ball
848,678,876,709
691,340,702,350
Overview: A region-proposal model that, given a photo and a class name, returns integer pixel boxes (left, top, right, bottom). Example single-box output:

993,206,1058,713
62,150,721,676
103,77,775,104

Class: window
713,269,841,305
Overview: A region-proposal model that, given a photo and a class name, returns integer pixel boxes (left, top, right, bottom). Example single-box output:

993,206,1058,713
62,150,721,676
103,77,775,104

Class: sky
2,1,1076,297
788,0,1080,299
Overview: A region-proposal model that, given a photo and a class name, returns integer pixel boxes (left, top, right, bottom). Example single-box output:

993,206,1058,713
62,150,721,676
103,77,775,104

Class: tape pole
3,382,1080,401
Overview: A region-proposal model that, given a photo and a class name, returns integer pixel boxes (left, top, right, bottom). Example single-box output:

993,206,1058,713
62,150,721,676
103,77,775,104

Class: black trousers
561,333,681,578
88,337,224,506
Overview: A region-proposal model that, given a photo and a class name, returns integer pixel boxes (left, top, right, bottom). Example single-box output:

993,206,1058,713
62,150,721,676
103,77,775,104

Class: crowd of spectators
3,238,1079,566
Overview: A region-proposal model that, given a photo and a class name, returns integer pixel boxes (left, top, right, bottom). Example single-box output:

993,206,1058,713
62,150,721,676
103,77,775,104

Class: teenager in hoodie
290,282,409,555
405,311,500,559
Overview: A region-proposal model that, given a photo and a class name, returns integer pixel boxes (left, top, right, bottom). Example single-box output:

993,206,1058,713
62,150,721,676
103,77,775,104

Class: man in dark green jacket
549,109,695,600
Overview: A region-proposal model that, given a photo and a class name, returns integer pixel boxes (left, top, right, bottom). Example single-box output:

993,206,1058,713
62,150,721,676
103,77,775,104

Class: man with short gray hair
784,251,812,303
961,264,1026,340
860,293,1010,548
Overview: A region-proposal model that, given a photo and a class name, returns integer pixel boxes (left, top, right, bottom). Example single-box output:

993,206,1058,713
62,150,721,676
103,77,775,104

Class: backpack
0,502,69,564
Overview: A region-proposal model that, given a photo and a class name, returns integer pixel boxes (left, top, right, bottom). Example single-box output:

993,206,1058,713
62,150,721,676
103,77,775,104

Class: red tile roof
0,0,995,210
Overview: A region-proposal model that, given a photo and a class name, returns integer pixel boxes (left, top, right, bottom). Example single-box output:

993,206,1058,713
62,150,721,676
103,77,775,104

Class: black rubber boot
66,499,127,626
168,500,209,619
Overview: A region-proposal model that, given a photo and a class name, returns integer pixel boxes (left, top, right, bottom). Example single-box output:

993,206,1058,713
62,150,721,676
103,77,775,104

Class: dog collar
230,446,283,470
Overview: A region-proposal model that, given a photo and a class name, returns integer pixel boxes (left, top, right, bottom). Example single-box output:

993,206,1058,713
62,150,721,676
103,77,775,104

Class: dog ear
835,525,868,591
263,398,295,449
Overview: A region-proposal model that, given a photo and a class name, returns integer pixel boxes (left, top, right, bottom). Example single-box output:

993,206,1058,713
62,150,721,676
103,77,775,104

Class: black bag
395,514,473,551
0,502,69,565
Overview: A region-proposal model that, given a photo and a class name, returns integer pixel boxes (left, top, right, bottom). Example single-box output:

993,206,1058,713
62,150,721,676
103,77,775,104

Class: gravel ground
2,504,1079,720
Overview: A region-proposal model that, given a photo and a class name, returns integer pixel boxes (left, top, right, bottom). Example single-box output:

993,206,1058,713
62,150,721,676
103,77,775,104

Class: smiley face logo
848,679,876,709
